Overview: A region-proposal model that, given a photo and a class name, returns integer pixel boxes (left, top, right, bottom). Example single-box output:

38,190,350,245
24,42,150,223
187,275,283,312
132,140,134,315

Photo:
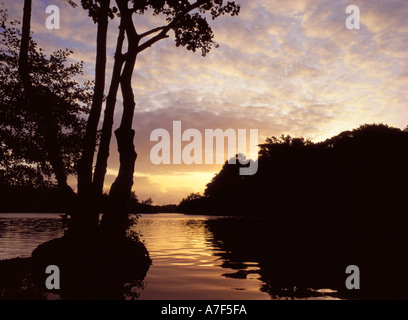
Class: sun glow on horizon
100,170,218,205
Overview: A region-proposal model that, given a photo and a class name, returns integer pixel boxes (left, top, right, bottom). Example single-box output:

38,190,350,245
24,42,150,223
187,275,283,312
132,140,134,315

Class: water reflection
133,213,270,300
0,213,339,299
205,216,341,300
0,213,65,260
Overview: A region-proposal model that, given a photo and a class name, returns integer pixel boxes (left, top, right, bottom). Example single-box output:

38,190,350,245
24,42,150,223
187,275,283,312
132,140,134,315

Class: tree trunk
100,128,137,238
18,0,31,91
71,0,110,236
100,1,139,239
93,22,126,196
77,0,109,196
100,50,138,237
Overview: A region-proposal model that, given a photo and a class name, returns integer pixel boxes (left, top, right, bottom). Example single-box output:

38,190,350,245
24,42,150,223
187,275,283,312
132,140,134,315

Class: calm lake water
133,213,270,300
0,213,338,299
0,213,66,259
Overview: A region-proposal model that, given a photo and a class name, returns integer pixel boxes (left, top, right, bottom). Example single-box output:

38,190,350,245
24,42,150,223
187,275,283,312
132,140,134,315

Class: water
0,213,338,299
133,213,270,300
0,213,271,299
0,213,66,259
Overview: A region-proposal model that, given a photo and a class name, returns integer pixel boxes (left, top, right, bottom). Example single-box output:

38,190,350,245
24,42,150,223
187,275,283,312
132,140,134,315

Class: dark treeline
179,123,408,299
0,186,176,214
179,123,408,217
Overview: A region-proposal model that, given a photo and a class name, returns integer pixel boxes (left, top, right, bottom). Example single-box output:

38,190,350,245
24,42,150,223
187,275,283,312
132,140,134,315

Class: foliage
0,10,93,187
179,123,408,216
108,0,240,57
81,0,117,22
151,0,239,56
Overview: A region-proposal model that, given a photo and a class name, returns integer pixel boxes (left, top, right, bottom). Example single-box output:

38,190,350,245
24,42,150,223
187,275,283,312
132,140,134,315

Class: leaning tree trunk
93,22,126,197
100,1,139,239
100,48,138,238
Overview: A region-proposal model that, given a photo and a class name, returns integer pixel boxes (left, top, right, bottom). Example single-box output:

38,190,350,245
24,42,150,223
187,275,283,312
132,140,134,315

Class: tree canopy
0,9,92,187
179,123,408,217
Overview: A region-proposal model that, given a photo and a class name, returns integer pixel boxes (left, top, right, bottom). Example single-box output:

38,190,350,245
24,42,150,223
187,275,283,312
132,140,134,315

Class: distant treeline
178,123,408,216
0,186,177,214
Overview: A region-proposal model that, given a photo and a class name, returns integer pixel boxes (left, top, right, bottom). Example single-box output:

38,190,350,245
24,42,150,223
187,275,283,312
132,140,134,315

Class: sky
5,0,408,204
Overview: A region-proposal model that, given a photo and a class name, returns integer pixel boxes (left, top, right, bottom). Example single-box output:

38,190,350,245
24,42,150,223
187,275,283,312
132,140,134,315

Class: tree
0,9,92,188
17,0,80,197
89,0,241,238
180,123,408,216
37,0,241,239
12,0,241,267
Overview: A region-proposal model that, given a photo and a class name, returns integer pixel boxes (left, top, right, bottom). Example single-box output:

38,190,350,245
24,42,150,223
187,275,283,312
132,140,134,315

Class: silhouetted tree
180,124,408,219
14,0,241,239
17,0,79,202
96,0,241,239
178,192,209,214
0,9,92,188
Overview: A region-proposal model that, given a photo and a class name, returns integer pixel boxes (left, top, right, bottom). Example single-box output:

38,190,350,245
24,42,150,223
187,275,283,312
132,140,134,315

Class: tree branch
139,26,166,39
136,0,207,54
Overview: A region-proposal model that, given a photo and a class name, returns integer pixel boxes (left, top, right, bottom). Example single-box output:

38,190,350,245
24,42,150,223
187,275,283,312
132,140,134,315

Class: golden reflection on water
0,213,340,300
132,213,271,300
